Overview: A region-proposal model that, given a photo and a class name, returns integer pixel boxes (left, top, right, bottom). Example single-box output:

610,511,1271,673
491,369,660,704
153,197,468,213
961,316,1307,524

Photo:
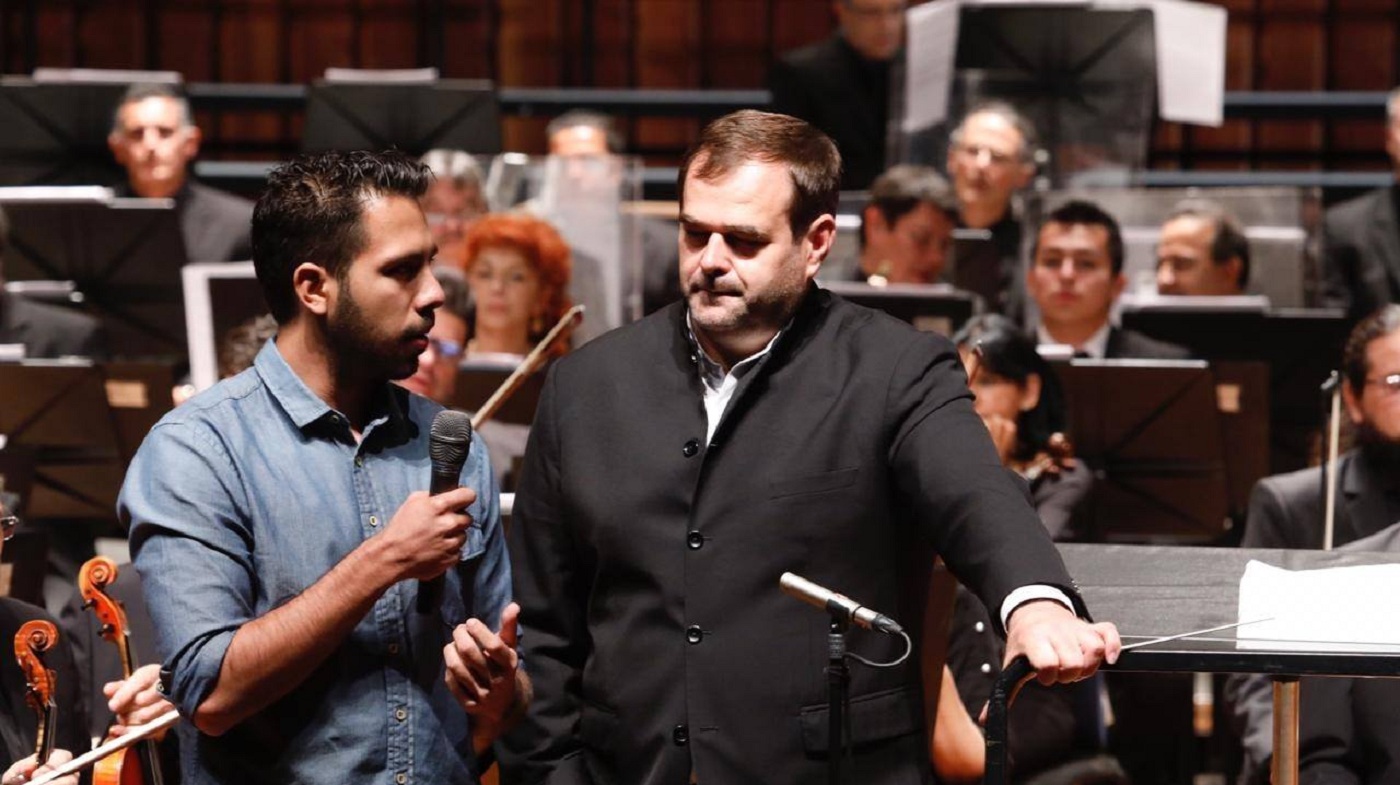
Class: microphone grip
417,469,461,614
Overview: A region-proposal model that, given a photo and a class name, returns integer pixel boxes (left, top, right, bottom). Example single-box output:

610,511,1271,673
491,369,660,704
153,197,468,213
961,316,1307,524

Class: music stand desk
985,545,1400,785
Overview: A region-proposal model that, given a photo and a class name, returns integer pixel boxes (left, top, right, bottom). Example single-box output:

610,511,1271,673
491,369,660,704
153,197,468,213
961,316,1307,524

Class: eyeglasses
952,142,1020,167
1,515,17,542
430,337,464,361
1364,373,1400,395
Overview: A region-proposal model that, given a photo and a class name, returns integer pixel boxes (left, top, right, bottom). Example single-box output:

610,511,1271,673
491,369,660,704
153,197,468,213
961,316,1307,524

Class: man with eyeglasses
399,265,472,405
1226,304,1400,784
770,0,907,190
947,102,1038,317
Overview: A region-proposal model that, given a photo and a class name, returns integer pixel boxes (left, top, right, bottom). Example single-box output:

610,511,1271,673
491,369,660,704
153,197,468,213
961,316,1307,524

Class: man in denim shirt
121,150,524,784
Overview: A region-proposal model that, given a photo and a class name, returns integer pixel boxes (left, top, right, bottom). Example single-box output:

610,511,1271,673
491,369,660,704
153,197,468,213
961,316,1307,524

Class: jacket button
687,531,704,550
673,724,689,745
686,625,704,644
682,439,700,458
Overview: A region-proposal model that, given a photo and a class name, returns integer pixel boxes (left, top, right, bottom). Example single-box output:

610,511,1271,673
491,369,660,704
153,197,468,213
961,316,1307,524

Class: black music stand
448,359,546,427
822,281,976,337
985,544,1400,785
1054,361,1237,543
947,229,1004,313
0,362,123,520
1120,305,1349,474
303,79,503,155
100,361,177,461
1,194,189,359
0,77,135,186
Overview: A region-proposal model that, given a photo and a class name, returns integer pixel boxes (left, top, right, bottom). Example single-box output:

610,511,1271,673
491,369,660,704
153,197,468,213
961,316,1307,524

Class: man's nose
698,234,729,273
1157,265,1175,289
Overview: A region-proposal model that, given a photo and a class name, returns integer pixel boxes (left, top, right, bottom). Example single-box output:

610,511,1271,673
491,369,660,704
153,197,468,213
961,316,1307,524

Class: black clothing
770,35,893,190
1322,185,1400,324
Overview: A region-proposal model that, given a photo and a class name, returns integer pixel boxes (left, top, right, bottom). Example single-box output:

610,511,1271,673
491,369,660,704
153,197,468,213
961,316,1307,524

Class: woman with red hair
460,213,574,359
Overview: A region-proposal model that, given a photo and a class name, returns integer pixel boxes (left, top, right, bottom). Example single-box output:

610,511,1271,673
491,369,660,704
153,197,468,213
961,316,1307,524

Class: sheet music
1238,560,1400,652
902,1,961,132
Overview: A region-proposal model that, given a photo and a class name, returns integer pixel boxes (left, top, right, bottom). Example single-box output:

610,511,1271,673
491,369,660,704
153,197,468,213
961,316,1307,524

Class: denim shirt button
395,707,407,722
395,774,407,785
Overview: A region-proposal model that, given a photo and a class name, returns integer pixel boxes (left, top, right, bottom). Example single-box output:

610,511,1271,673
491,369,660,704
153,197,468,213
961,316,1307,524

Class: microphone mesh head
429,409,473,469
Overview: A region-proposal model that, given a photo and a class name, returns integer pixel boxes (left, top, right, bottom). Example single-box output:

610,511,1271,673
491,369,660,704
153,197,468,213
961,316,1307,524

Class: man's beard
1354,419,1400,472
326,288,429,383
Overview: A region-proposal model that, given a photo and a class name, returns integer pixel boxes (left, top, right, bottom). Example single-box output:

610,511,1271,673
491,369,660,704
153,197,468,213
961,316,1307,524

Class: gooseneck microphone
418,409,473,614
779,572,904,634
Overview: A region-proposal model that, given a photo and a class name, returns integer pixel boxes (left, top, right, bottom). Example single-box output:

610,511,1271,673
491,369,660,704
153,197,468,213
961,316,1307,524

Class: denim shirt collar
253,340,412,442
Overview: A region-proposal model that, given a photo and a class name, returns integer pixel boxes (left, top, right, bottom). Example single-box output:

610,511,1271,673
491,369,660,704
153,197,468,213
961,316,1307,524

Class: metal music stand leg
827,620,850,785
1271,676,1300,785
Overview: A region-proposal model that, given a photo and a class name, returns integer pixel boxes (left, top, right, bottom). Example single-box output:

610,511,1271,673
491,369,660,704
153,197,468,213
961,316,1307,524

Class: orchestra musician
120,150,525,784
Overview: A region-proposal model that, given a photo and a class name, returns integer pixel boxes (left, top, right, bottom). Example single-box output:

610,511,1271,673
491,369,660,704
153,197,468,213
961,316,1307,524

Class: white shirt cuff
999,585,1076,630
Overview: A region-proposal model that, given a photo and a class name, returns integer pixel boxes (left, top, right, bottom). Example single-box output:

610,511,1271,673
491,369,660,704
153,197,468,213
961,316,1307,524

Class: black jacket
502,289,1087,785
770,35,892,190
1322,185,1400,324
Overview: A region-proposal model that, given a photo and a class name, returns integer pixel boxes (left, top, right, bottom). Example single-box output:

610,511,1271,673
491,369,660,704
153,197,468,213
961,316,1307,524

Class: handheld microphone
418,409,473,614
779,572,904,635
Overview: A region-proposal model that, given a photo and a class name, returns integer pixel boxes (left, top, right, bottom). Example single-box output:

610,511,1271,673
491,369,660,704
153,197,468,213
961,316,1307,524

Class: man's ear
181,124,203,160
1342,379,1365,426
804,214,839,279
292,263,335,317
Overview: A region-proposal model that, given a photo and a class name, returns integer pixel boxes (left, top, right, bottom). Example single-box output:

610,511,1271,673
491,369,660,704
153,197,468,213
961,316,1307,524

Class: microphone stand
826,618,850,785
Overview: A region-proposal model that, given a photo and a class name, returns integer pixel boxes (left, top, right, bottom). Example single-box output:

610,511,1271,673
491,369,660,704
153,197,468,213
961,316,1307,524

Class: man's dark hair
952,314,1066,458
547,110,623,153
110,81,192,134
678,110,842,239
252,150,431,323
1166,198,1251,289
860,164,957,249
1343,304,1400,392
1034,200,1125,275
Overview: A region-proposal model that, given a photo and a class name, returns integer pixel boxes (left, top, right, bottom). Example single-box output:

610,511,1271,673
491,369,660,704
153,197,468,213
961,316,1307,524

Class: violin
14,619,59,769
1020,431,1076,483
79,556,165,785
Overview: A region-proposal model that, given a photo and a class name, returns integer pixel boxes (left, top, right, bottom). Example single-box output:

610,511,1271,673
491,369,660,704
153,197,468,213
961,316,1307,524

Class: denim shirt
121,341,511,785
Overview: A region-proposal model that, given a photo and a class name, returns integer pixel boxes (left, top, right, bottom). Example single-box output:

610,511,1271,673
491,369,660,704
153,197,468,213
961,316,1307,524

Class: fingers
443,608,520,714
498,602,520,650
432,486,478,515
107,663,161,714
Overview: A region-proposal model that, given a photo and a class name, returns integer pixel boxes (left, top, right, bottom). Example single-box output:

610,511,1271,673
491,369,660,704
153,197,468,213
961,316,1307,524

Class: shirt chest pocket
438,524,488,626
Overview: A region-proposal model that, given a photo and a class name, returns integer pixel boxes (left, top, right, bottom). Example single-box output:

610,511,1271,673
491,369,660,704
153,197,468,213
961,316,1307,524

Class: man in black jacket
769,0,906,189
107,83,253,263
1027,200,1190,360
502,110,1120,785
1229,304,1400,785
1321,88,1400,325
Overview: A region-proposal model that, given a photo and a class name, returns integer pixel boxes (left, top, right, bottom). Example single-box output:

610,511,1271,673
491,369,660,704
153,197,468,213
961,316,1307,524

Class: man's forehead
1039,222,1109,251
961,112,1025,150
118,96,183,127
684,159,794,217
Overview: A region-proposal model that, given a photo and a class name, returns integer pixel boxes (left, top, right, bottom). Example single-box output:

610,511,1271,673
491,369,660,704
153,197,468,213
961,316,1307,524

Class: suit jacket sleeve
500,368,595,785
1242,477,1305,550
1298,676,1363,785
884,335,1085,632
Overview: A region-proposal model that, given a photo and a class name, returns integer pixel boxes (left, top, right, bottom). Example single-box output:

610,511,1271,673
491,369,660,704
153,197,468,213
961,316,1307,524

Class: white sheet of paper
1238,560,1400,652
902,1,962,132
1142,0,1226,126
